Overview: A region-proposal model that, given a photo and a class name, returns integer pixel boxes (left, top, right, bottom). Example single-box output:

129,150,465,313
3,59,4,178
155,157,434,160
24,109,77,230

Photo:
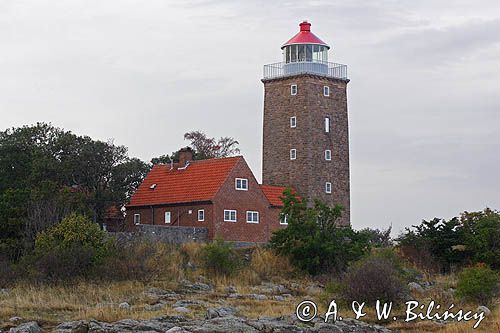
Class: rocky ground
2,279,395,333
7,315,393,333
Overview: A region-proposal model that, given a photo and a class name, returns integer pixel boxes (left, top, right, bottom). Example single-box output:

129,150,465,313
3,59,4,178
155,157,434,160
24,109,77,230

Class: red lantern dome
282,21,329,49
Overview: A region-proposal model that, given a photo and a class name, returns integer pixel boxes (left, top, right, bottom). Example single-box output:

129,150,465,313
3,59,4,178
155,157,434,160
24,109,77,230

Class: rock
174,306,190,313
54,320,89,333
166,327,184,333
206,306,237,319
9,317,23,324
179,279,212,292
225,286,237,294
477,305,491,316
8,321,41,333
273,295,285,301
119,302,130,310
408,282,425,293
145,303,164,311
282,293,292,298
447,288,456,295
248,294,268,300
0,288,9,296
172,299,206,308
306,285,324,295
53,314,395,333
228,293,242,299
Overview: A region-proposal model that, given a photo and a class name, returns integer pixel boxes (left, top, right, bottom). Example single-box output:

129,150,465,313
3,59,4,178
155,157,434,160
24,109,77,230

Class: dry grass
1,243,498,333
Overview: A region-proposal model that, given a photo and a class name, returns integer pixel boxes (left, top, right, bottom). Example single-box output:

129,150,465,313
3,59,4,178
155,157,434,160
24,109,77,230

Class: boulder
225,286,237,294
206,307,237,319
173,307,190,314
145,303,164,311
8,321,41,333
477,305,491,316
9,317,23,324
408,282,425,293
119,302,130,310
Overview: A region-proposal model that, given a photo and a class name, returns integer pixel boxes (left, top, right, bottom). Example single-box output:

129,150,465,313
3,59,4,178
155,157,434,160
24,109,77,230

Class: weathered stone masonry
262,74,350,225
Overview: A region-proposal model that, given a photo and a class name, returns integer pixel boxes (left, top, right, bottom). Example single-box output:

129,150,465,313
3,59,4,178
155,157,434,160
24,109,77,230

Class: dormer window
235,178,248,190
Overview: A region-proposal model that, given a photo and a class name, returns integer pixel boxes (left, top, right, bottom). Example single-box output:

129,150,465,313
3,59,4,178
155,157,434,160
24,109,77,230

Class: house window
133,213,140,225
325,149,332,161
235,178,248,190
165,211,171,223
198,209,205,222
325,117,330,133
280,215,288,225
246,211,259,223
290,149,297,160
323,86,330,96
290,116,297,128
291,84,297,95
224,209,237,222
325,182,332,194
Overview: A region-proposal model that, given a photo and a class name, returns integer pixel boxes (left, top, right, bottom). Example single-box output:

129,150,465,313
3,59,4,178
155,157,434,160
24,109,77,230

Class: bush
201,238,241,277
31,214,110,280
342,255,407,303
271,190,370,275
456,264,499,305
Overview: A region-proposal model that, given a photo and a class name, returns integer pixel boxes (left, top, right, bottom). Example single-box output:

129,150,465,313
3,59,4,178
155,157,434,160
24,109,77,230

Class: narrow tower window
290,149,297,160
291,84,297,95
290,116,297,128
324,86,330,96
325,117,330,133
325,150,332,161
325,182,332,194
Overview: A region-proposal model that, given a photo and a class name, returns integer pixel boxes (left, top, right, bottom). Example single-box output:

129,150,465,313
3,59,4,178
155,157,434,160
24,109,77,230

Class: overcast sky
1,0,499,234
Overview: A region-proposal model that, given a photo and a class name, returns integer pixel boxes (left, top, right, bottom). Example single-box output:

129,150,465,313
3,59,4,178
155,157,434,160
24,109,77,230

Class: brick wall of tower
262,74,350,225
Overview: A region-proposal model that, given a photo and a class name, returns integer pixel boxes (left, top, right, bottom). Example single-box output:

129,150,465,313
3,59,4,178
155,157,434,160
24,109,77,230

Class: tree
270,189,370,275
359,226,393,247
397,208,500,271
184,130,240,159
0,123,148,259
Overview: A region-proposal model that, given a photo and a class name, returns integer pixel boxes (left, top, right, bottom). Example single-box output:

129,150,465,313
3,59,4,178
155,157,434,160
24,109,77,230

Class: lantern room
282,21,330,63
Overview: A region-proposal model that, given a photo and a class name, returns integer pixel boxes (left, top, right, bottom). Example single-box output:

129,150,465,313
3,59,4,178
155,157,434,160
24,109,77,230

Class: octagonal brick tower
262,21,350,225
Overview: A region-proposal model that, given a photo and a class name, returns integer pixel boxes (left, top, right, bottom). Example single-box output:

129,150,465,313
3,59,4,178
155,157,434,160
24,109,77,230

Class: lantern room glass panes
284,44,328,63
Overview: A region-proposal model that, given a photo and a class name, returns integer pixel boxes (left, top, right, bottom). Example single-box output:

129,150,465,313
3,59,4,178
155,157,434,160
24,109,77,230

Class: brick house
125,148,288,242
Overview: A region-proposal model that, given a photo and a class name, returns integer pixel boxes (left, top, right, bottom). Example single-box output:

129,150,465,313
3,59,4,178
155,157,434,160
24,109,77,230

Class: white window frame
290,116,297,128
323,86,330,96
198,209,205,222
280,215,288,225
325,182,332,194
133,213,140,225
290,149,297,160
290,84,297,95
246,211,259,224
325,117,330,133
164,211,171,224
224,209,237,222
235,178,248,191
325,149,332,161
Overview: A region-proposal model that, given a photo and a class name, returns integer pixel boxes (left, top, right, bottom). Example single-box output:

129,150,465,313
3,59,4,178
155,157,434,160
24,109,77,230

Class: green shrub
342,255,407,303
32,214,110,280
456,264,499,305
270,189,370,275
201,238,241,277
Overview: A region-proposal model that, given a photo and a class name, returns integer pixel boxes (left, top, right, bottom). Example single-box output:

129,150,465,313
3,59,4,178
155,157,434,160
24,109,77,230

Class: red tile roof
260,185,288,207
127,157,241,207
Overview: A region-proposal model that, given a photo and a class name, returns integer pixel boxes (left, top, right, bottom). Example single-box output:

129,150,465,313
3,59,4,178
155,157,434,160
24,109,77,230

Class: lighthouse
262,21,350,225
